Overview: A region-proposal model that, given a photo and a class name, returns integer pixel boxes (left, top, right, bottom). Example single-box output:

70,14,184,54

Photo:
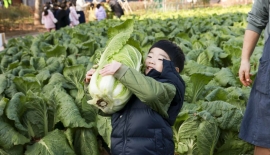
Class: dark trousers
77,11,86,24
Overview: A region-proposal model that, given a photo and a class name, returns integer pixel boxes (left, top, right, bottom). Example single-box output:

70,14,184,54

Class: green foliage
3,0,12,8
0,5,256,155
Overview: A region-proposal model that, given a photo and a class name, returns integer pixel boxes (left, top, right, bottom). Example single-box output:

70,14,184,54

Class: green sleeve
114,65,176,118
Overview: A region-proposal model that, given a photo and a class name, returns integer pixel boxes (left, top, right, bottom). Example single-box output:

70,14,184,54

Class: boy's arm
114,65,176,118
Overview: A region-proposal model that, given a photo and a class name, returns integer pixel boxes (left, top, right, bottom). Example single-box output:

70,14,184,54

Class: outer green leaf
72,31,89,42
65,55,77,67
73,128,99,155
4,76,18,98
0,119,29,149
205,87,227,101
64,128,75,150
5,92,27,132
18,68,36,77
78,40,99,57
63,65,85,104
6,47,18,55
36,70,51,85
13,77,40,94
184,60,220,75
43,57,64,73
7,61,20,71
46,45,67,58
25,129,76,155
0,74,7,94
81,96,98,124
197,51,212,66
39,42,53,53
30,57,47,71
196,111,220,155
23,91,54,138
67,43,79,55
96,115,112,147
178,116,200,140
190,72,214,103
63,65,85,88
214,68,237,86
0,97,9,116
216,132,253,155
0,145,24,155
54,89,94,128
224,87,249,108
186,49,203,61
201,101,242,131
1,55,13,69
99,19,134,65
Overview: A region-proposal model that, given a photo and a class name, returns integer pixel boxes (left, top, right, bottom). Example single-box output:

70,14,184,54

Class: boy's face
145,47,170,75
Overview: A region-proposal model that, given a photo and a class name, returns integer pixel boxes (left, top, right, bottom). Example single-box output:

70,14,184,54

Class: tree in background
34,0,42,25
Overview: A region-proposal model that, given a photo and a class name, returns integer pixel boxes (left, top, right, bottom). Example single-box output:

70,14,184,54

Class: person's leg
254,146,270,155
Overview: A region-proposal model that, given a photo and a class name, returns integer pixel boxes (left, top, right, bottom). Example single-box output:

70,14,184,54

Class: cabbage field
0,4,262,155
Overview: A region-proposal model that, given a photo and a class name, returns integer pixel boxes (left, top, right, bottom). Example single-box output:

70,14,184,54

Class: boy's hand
85,68,96,83
99,61,122,76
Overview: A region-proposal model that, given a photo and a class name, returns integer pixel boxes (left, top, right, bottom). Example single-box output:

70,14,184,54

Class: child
88,3,96,21
95,3,106,21
69,2,80,27
85,40,185,155
41,5,57,32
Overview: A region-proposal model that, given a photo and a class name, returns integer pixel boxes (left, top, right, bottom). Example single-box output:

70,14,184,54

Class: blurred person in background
88,3,96,21
69,2,80,27
76,0,90,23
41,4,57,32
239,0,270,154
64,1,71,25
56,3,70,29
51,3,60,30
95,3,106,21
106,0,124,18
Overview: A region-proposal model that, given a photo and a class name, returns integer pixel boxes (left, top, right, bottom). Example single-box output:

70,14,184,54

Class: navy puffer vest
111,60,185,155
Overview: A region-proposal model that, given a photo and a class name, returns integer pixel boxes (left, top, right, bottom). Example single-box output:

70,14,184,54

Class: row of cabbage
0,5,261,155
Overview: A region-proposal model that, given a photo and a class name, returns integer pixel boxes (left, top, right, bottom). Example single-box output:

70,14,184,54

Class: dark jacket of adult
56,9,69,29
110,60,185,155
109,0,124,18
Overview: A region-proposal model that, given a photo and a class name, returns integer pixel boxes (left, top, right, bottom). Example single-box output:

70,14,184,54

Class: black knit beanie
149,40,185,72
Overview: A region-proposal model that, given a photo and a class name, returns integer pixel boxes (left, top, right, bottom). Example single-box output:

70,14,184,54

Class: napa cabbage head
87,19,142,114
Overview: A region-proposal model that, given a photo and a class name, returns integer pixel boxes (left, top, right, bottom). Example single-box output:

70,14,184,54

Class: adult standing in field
52,3,60,30
106,0,124,18
56,3,70,29
239,0,270,154
76,0,90,23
